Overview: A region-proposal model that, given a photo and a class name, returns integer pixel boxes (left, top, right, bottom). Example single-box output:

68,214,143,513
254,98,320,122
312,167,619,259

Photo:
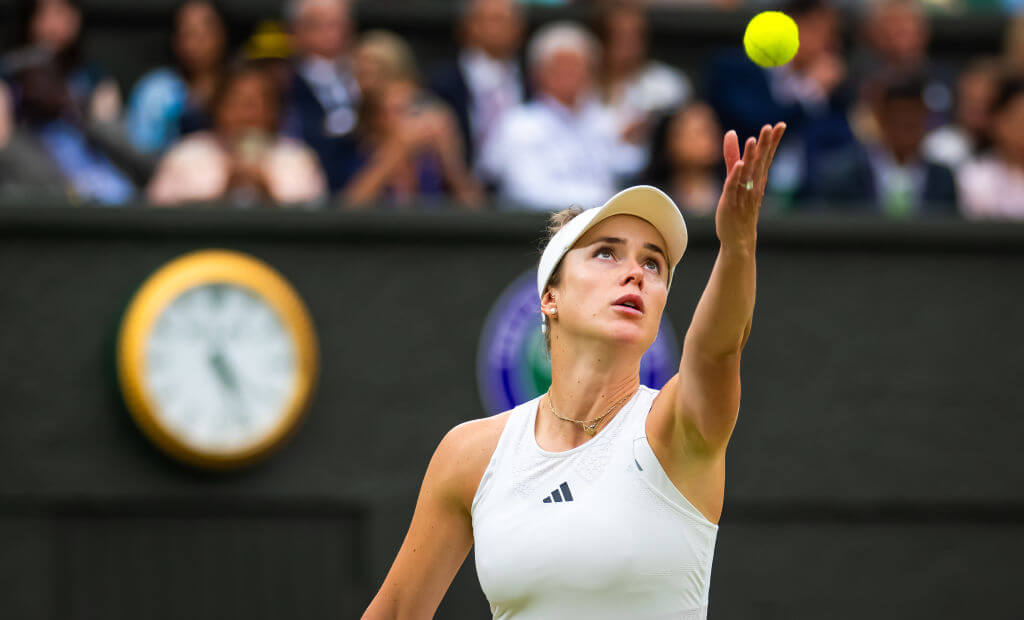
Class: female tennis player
363,121,786,619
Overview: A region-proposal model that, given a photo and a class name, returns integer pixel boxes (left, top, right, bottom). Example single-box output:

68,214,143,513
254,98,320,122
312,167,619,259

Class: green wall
1,206,1022,618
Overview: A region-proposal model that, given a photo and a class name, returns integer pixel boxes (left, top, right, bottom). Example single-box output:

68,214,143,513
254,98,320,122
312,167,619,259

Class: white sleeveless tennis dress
472,385,718,620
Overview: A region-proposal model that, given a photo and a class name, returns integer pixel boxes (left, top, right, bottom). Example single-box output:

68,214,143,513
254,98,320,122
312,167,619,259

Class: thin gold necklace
546,388,636,436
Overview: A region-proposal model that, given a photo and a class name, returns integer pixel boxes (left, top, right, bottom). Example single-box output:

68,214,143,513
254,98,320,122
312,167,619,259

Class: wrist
719,239,757,258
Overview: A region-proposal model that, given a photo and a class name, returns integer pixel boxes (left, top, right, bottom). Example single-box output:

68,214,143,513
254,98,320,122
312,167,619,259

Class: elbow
686,341,745,366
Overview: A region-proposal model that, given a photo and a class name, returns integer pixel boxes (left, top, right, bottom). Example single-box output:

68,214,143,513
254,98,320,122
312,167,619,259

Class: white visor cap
537,185,688,300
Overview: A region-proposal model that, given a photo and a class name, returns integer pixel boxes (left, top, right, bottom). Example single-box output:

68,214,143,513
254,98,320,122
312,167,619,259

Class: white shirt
958,155,1024,219
473,386,717,619
480,97,646,211
923,125,973,171
459,48,525,157
606,61,691,129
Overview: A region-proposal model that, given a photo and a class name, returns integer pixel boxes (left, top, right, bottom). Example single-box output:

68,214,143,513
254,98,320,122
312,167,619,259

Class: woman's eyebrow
645,243,668,263
592,237,667,262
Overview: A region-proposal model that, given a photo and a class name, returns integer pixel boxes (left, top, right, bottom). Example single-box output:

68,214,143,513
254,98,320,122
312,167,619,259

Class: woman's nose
622,260,645,287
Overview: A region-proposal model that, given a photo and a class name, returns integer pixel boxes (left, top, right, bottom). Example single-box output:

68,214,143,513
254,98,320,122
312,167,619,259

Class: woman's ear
540,289,558,318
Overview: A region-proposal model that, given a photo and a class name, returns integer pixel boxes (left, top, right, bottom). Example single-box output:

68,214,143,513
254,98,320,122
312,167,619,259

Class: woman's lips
612,304,644,317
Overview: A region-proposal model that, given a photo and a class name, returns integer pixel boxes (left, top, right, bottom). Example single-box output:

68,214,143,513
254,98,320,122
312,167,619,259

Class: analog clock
117,250,318,469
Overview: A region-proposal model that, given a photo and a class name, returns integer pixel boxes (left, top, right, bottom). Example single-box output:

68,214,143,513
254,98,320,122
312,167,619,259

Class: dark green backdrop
1,207,1022,619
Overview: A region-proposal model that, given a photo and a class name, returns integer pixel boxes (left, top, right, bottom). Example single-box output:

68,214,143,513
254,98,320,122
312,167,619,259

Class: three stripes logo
542,481,574,504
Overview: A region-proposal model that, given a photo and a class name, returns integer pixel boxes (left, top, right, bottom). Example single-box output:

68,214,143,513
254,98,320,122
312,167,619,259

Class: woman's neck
188,70,219,103
606,58,639,82
546,337,641,424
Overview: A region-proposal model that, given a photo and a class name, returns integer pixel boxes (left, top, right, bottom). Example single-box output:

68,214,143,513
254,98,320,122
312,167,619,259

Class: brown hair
540,205,585,355
210,61,281,133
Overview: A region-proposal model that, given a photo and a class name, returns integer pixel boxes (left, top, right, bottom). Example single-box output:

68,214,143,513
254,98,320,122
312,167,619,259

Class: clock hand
209,350,239,392
209,350,251,427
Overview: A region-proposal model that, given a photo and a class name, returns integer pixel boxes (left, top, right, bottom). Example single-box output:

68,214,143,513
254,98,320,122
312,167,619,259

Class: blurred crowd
1,0,1023,220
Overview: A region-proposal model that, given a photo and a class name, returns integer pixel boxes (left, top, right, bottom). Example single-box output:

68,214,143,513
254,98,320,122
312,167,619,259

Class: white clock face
144,283,298,454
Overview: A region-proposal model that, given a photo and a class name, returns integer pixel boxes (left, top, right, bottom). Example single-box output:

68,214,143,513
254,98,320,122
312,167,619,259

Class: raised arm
651,123,785,459
363,417,504,619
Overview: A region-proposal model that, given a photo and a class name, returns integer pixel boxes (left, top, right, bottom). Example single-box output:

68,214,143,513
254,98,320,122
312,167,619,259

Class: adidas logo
542,482,574,503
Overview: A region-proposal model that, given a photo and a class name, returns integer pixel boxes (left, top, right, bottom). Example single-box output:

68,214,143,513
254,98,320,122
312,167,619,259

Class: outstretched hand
715,123,786,252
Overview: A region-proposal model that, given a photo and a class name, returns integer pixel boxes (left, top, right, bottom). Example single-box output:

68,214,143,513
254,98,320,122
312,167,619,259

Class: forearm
434,144,481,206
343,144,406,207
684,242,757,360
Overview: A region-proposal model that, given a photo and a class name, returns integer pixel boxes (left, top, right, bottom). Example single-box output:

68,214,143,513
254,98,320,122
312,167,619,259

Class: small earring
549,308,557,315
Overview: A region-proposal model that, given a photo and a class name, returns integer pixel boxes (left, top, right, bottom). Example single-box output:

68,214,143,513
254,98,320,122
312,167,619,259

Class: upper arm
363,417,504,620
648,343,744,462
675,343,743,451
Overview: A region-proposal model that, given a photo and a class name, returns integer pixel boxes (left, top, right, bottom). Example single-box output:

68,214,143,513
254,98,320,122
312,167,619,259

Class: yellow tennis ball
744,11,800,68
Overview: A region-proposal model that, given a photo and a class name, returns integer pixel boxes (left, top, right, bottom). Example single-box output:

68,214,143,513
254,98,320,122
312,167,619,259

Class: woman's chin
603,323,652,347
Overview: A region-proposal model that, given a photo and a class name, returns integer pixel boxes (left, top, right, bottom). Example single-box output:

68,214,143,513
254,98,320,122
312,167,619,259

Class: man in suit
283,0,360,192
428,0,528,170
809,70,958,217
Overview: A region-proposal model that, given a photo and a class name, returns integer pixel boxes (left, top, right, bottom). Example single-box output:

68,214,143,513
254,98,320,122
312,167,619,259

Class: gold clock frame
117,249,319,470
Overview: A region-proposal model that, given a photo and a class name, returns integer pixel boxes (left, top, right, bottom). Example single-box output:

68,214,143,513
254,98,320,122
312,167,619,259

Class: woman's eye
596,247,614,259
644,260,661,273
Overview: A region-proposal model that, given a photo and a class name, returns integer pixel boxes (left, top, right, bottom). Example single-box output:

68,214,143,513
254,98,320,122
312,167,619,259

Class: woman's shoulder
433,410,517,507
439,412,514,467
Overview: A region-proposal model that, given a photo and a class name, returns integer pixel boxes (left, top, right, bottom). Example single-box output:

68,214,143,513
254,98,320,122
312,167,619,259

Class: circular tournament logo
476,269,680,415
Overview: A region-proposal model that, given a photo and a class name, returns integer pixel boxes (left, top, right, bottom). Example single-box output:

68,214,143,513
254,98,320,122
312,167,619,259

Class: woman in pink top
147,62,327,207
958,76,1024,219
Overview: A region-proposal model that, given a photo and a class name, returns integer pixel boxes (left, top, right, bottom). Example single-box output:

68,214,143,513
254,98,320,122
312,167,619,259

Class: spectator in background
857,0,929,71
809,70,957,217
0,52,136,204
428,0,528,169
923,59,1001,171
640,101,724,217
343,31,482,208
958,76,1024,219
244,21,295,104
480,22,645,211
148,62,326,206
593,0,691,153
124,1,227,154
705,0,853,206
283,0,360,192
851,0,952,133
9,0,121,123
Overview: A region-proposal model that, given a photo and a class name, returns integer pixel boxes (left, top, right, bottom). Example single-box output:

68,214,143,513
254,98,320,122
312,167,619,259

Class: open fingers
723,158,747,203
750,124,774,184
752,123,786,189
741,136,757,163
747,123,786,189
763,123,787,171
723,130,740,171
724,123,787,204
